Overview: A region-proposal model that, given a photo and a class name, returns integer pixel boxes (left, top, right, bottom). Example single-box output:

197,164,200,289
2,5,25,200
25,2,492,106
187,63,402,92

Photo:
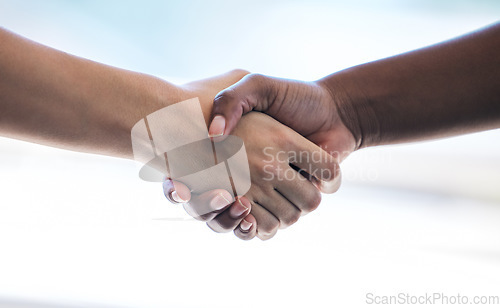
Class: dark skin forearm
201,22,500,239
320,22,500,149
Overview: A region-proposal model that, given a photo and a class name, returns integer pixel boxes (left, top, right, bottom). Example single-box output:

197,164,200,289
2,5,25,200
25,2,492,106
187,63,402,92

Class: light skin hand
160,70,267,239
229,112,339,240
158,70,339,240
14,22,499,241
176,22,500,241
0,27,257,238
166,111,338,241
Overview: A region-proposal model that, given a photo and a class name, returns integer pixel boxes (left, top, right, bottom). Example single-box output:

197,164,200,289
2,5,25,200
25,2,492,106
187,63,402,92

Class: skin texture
206,22,500,239
0,28,329,241
209,22,500,152
0,27,248,158
321,22,500,148
177,112,339,240
209,75,357,162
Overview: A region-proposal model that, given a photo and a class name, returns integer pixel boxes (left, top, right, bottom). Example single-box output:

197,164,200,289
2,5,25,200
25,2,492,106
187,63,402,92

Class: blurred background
0,0,500,307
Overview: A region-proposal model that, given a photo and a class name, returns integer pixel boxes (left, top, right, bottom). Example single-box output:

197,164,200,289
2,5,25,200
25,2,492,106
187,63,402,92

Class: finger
250,201,280,240
254,187,302,229
289,159,342,195
183,189,233,221
163,179,192,204
208,74,273,140
313,168,342,194
284,134,341,193
206,196,251,233
234,213,257,240
274,165,322,215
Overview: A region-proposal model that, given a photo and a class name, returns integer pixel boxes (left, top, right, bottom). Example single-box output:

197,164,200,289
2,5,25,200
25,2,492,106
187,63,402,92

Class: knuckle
272,129,295,149
183,203,215,222
310,161,339,182
303,190,322,213
280,209,301,228
273,125,291,140
235,229,255,241
214,88,238,106
258,232,276,241
245,73,267,85
318,167,342,194
215,218,236,232
257,160,278,179
207,221,225,233
236,233,253,241
228,68,250,78
196,212,213,222
327,162,341,180
258,219,279,236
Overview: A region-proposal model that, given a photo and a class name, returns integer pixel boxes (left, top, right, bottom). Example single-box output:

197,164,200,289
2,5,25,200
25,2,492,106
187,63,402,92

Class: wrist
317,67,381,150
112,69,249,159
88,71,185,159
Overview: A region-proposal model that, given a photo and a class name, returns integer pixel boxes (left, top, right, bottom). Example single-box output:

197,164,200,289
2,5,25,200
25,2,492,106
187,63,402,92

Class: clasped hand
163,73,356,241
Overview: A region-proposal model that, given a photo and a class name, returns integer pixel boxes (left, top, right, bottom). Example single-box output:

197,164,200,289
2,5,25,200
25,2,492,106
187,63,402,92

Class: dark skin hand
163,22,500,241
208,75,356,162
208,22,500,155
201,22,500,239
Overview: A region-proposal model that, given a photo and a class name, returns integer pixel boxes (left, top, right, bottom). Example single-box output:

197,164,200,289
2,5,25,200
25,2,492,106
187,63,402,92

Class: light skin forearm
0,28,222,159
1,28,306,240
319,22,500,149
0,27,183,158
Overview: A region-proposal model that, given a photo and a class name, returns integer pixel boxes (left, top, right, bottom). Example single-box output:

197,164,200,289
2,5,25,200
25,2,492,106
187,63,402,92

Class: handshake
2,24,498,239
143,71,358,241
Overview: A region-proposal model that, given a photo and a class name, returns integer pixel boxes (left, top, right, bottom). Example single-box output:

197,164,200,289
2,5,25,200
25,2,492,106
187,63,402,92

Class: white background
0,1,499,307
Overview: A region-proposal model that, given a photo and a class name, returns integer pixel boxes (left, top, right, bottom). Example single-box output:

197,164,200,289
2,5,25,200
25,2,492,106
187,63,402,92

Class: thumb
208,74,273,140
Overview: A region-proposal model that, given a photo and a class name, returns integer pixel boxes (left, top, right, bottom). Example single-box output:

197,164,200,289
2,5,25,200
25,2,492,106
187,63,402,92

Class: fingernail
211,192,232,211
170,191,187,203
229,198,249,218
208,115,226,137
240,218,252,232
